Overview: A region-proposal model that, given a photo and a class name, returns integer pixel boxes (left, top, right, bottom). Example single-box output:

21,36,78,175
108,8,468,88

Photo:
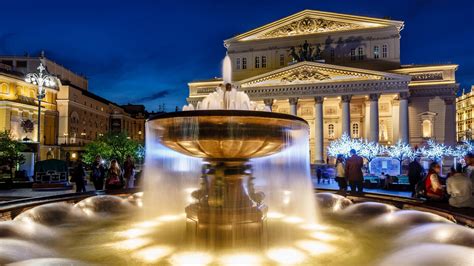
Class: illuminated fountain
0,56,472,265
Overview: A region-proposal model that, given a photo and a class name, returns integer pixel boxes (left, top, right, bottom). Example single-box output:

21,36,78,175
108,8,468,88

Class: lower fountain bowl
147,110,308,160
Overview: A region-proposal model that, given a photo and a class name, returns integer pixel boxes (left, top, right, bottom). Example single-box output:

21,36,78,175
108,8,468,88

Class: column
341,95,352,137
314,96,324,164
369,93,380,143
444,97,456,146
289,97,298,116
263,98,274,112
399,92,409,143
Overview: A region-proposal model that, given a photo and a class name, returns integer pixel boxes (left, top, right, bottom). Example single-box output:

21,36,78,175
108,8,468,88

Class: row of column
264,92,410,163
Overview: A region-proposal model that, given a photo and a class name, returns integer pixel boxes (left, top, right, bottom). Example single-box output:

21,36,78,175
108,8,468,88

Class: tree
83,133,144,165
386,140,414,169
327,133,363,158
0,131,26,178
358,140,385,163
419,139,449,162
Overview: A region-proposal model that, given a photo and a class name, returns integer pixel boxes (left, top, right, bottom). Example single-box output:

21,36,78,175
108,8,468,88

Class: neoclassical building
456,86,474,141
187,10,459,163
0,54,146,162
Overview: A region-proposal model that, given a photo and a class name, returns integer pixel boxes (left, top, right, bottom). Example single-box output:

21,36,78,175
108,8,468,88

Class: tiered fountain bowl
148,110,308,247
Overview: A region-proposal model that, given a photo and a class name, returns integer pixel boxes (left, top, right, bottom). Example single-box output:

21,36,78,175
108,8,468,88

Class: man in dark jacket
73,156,87,193
345,149,364,193
408,157,424,197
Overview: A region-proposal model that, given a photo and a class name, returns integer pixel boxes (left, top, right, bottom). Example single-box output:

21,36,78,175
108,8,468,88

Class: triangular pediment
238,61,410,88
226,10,404,43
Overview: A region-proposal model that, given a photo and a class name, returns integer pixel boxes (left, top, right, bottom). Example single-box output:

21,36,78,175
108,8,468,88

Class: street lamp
25,62,56,160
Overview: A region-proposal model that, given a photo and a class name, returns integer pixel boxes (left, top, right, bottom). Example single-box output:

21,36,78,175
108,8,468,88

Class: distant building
188,10,459,163
456,86,474,142
0,53,146,161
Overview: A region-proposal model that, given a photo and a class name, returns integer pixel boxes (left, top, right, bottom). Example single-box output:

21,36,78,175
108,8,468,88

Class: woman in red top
425,162,445,200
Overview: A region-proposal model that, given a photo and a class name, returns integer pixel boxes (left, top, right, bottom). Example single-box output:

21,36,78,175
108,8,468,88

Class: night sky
1,0,473,111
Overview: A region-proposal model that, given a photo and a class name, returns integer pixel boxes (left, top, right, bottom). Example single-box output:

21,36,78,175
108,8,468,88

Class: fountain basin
147,110,308,160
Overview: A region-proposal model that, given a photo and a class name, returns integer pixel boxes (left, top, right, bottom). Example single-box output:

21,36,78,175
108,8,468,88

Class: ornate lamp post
25,62,56,160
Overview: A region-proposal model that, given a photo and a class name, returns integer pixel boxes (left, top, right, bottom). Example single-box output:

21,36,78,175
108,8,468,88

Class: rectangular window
330,49,335,62
280,54,285,66
374,46,380,59
358,47,364,60
255,56,260,68
236,58,241,70
261,56,267,68
350,49,356,61
382,44,388,58
242,57,247,69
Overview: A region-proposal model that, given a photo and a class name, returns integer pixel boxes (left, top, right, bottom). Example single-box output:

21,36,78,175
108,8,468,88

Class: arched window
422,120,432,138
328,124,335,139
352,123,359,138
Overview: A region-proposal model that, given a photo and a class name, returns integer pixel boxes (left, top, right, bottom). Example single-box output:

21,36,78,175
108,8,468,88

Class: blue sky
1,0,473,111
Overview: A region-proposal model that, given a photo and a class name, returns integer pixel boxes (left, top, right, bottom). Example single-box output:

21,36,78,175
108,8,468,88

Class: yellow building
456,86,474,141
188,10,459,163
0,54,146,162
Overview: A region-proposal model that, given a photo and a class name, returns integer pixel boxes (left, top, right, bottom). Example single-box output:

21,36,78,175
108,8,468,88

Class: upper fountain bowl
147,110,308,160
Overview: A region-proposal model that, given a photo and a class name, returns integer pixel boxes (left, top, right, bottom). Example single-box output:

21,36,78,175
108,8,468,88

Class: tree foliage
83,133,144,165
0,131,26,176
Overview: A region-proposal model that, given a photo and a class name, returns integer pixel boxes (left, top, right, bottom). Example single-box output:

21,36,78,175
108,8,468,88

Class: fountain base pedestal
185,161,267,248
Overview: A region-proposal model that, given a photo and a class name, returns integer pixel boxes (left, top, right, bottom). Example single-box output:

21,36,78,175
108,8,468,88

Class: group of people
408,155,474,208
71,155,136,192
334,149,365,194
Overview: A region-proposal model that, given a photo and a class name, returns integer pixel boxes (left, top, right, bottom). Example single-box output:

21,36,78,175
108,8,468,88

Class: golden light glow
295,240,337,255
266,247,306,265
219,253,263,266
133,245,173,263
267,212,285,219
156,214,185,222
169,252,213,266
117,228,148,238
111,238,151,250
299,223,329,231
134,220,160,228
310,232,337,241
283,216,304,224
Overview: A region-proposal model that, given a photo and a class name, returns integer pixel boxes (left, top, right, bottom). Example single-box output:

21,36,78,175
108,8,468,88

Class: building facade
456,86,474,142
0,54,146,161
187,10,459,163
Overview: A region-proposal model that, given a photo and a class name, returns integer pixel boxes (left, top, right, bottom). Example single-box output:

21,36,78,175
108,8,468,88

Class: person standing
72,156,87,193
335,155,347,192
447,164,474,208
345,149,364,193
91,155,106,190
408,157,424,197
105,159,123,190
463,153,474,185
123,155,136,189
425,162,445,201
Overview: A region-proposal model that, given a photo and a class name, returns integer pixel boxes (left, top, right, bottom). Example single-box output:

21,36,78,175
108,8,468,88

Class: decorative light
266,247,306,264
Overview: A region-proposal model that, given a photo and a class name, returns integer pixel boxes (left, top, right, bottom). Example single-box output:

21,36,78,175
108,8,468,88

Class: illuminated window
374,46,380,59
261,56,267,68
382,44,388,58
352,123,359,138
255,56,260,68
350,49,356,61
422,120,432,138
328,124,335,139
380,121,388,141
242,58,247,69
0,83,9,94
330,49,335,62
236,58,241,70
358,47,364,60
279,54,285,66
